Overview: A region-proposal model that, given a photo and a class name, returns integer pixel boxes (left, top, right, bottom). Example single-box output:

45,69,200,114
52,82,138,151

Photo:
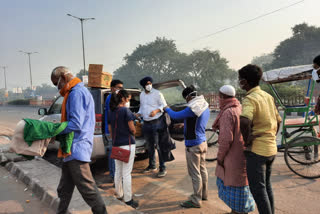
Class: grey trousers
185,142,208,206
57,160,107,214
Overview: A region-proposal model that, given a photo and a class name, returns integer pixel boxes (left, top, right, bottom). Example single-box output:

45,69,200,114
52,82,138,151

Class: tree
269,23,320,69
34,84,58,98
251,53,274,71
76,69,88,81
186,49,236,92
113,37,235,92
113,37,187,88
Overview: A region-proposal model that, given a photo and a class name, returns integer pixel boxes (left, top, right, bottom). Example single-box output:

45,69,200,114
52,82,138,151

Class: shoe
116,196,123,201
125,199,139,209
202,197,208,201
180,200,200,208
143,166,157,173
157,169,167,177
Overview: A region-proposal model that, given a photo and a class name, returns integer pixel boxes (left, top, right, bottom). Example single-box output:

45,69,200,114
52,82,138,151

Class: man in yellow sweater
239,64,282,214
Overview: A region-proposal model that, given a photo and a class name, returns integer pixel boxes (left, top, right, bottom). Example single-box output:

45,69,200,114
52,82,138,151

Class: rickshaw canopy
262,64,313,84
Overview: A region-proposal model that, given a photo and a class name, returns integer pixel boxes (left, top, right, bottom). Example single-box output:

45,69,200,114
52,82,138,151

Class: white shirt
138,88,167,121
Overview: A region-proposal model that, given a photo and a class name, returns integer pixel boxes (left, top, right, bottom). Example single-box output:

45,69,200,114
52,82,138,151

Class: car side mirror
38,108,48,116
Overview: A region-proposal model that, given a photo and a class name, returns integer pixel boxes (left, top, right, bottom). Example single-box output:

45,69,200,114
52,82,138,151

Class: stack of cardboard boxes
88,64,112,88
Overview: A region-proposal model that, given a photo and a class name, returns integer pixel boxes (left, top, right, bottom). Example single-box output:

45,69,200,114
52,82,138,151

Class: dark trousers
245,151,275,214
143,119,166,170
57,160,107,214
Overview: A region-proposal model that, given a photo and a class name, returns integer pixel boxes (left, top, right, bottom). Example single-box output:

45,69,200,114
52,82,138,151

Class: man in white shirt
136,76,168,177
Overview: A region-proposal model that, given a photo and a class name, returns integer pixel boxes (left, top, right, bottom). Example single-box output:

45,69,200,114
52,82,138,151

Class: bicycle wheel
284,136,320,179
205,129,219,161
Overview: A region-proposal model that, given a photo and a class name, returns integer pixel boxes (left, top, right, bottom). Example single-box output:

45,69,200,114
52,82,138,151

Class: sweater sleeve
60,91,86,134
217,109,234,164
165,107,195,120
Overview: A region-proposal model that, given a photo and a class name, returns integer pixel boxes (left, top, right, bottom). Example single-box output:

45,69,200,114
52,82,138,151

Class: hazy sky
1,0,319,89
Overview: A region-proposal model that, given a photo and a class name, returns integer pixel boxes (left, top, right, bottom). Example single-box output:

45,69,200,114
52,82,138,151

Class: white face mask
125,101,130,108
312,68,320,81
145,84,152,91
56,76,62,90
238,79,246,89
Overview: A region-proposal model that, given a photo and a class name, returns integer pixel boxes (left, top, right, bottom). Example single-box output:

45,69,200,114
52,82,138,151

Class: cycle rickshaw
205,64,320,179
262,64,320,179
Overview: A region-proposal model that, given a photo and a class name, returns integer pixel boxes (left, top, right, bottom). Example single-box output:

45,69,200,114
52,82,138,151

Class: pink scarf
212,98,240,131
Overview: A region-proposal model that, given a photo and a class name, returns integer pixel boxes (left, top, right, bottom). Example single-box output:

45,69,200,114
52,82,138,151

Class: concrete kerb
4,159,143,214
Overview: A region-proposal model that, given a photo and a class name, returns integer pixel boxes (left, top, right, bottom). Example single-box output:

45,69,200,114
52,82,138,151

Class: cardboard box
89,64,103,73
88,64,112,88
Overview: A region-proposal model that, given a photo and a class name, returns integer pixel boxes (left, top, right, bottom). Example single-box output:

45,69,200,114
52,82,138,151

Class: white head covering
219,85,236,97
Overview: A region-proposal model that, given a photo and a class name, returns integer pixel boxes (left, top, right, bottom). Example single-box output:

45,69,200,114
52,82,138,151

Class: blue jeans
143,119,166,170
105,139,115,179
245,151,275,214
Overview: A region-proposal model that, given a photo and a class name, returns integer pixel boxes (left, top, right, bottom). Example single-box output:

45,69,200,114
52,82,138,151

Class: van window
48,96,64,114
160,86,185,105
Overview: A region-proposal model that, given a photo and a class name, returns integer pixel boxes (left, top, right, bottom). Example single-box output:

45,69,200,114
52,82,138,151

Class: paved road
1,105,320,214
0,166,55,214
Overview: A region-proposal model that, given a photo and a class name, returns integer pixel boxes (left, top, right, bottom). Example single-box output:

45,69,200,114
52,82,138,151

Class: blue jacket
104,94,112,134
166,107,210,147
60,82,95,162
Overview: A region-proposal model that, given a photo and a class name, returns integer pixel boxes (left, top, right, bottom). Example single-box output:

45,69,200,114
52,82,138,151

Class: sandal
180,200,201,208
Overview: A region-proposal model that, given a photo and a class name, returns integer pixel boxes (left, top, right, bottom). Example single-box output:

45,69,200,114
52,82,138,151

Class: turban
139,76,153,87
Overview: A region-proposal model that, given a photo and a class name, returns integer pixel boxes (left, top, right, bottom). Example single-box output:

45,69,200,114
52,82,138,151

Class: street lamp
67,13,95,76
1,66,7,90
19,50,38,90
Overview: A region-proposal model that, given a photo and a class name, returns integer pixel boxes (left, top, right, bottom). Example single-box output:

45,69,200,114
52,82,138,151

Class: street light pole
1,66,7,90
67,13,95,76
19,50,38,90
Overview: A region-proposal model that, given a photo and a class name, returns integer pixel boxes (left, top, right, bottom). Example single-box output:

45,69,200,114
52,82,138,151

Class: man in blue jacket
164,85,210,208
51,66,107,214
104,79,123,182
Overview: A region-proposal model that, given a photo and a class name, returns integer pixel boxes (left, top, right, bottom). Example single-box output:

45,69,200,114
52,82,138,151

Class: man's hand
173,123,184,129
134,113,142,120
149,109,160,117
217,159,224,167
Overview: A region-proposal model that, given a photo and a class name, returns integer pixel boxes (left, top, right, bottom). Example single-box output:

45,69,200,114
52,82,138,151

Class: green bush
8,99,31,105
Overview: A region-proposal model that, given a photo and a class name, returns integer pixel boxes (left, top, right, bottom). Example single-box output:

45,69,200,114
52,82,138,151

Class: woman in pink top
212,85,255,214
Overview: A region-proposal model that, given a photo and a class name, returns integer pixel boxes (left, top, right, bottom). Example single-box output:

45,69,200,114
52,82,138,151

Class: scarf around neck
212,97,240,131
187,95,209,117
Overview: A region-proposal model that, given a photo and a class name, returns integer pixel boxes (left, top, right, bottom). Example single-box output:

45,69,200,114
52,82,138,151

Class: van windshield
159,85,185,106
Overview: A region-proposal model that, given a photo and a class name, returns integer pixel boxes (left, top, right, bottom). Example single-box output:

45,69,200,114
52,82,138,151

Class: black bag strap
112,108,131,149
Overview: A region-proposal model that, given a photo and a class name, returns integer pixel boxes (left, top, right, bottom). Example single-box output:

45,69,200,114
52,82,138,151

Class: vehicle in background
38,80,186,161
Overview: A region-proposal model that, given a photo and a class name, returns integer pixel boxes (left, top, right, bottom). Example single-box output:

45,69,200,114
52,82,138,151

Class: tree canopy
263,23,320,70
113,37,236,92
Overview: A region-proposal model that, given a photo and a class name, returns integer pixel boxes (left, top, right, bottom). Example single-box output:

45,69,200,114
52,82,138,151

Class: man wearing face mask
51,66,107,214
238,64,281,214
104,79,124,183
135,76,168,177
164,85,210,208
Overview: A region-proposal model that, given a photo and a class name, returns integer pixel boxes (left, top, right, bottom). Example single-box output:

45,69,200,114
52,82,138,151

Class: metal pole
28,53,33,90
3,67,7,90
80,19,86,76
1,66,7,90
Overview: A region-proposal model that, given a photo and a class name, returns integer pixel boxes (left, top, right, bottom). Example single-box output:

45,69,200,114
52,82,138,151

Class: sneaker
157,169,167,177
125,199,139,209
143,166,157,173
180,200,200,208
